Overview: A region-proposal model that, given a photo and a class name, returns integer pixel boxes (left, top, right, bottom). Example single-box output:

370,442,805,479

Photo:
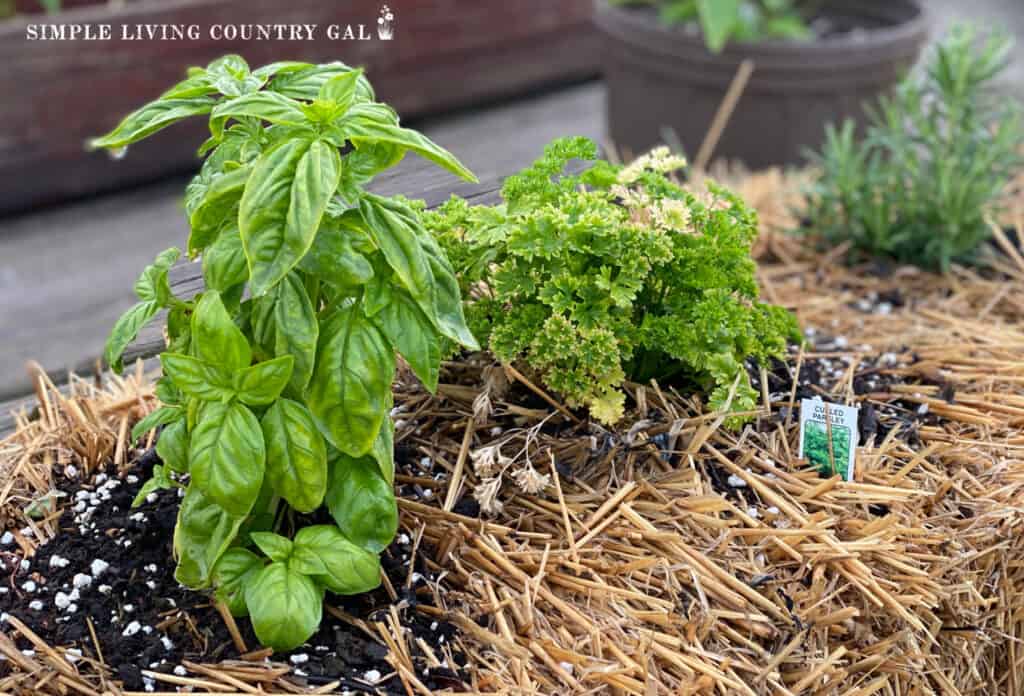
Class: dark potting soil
0,450,467,693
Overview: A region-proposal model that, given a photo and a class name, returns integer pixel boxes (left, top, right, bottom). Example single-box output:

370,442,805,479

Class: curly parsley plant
91,55,478,651
426,137,797,425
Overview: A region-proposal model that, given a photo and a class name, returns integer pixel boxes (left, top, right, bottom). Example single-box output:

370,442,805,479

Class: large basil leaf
159,73,218,100
297,221,374,288
274,274,318,393
210,91,307,139
160,353,235,402
372,288,441,392
155,418,189,473
174,485,244,588
132,405,182,441
250,531,294,562
268,62,375,102
90,96,216,150
233,355,294,406
307,303,395,457
245,561,322,651
419,233,480,350
188,165,251,256
293,525,380,595
192,291,251,372
262,399,327,513
370,415,395,486
318,69,363,111
240,139,341,296
358,195,435,312
134,247,181,305
190,401,265,516
212,547,263,617
342,114,476,182
105,301,160,374
325,454,397,553
202,225,248,292
337,141,404,201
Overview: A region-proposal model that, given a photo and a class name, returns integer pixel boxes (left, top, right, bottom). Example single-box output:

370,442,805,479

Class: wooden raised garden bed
0,0,597,215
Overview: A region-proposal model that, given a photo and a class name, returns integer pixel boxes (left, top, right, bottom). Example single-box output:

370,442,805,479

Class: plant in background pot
595,0,929,168
91,55,478,651
804,26,1023,271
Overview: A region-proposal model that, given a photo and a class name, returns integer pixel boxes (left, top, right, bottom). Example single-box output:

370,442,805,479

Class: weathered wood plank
0,0,597,214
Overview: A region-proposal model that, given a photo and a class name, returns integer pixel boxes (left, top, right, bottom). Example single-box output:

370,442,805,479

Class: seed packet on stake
799,397,859,481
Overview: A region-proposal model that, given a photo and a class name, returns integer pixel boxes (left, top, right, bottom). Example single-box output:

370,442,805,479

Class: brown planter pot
0,0,598,216
594,0,929,168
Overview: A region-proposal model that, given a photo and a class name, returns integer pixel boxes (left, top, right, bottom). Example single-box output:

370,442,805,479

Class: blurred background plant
804,25,1024,271
610,0,811,52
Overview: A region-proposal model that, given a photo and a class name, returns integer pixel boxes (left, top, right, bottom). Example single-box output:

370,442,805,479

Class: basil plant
92,56,478,650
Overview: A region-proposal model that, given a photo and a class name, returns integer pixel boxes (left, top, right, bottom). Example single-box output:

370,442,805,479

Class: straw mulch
4,179,1024,695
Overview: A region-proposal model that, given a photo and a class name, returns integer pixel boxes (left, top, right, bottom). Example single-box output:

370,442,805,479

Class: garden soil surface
0,447,467,694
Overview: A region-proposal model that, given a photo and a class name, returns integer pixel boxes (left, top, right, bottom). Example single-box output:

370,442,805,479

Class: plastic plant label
798,397,858,481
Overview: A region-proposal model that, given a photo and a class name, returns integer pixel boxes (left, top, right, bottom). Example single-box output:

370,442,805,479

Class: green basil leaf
262,399,327,513
207,54,250,78
190,401,266,516
269,62,375,102
155,376,182,406
358,194,435,310
252,61,313,81
131,464,175,508
245,561,322,651
297,220,374,287
342,116,476,182
325,454,398,553
189,165,251,256
132,405,183,441
212,547,263,616
420,233,480,351
337,141,405,201
308,302,396,457
160,353,236,402
250,531,294,562
370,415,395,486
105,301,159,374
155,418,189,473
373,288,441,392
274,273,319,393
90,97,216,150
159,73,217,100
210,91,307,139
249,294,277,355
134,248,181,304
293,525,380,595
234,355,294,406
192,291,252,372
174,485,244,588
202,225,249,292
240,139,340,296
318,68,364,111
289,546,327,576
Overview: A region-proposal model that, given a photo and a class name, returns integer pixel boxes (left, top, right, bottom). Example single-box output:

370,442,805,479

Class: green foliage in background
804,26,1024,271
93,55,477,651
425,137,798,426
612,0,810,52
803,422,850,479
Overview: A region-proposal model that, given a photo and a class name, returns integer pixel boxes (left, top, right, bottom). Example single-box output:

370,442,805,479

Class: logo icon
377,5,395,40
